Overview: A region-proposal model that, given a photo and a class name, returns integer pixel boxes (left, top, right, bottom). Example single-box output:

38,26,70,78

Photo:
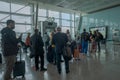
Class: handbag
29,47,35,58
63,46,72,60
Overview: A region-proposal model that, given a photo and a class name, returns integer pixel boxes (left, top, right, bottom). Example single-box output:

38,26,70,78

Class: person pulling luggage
1,20,21,80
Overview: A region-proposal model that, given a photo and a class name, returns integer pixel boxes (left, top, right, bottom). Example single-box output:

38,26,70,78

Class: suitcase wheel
22,75,25,78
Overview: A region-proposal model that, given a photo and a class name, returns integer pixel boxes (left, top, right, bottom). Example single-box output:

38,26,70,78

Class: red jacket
25,36,31,46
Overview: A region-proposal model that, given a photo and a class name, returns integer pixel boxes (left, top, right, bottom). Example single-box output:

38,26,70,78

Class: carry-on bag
13,46,25,78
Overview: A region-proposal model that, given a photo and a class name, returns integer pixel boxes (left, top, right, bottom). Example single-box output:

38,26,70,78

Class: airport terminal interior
0,0,120,80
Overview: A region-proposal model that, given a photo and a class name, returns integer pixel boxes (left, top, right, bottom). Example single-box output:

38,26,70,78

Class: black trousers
97,41,101,52
35,54,44,70
56,52,69,73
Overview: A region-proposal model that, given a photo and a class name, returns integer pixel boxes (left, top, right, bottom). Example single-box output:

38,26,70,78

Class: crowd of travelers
0,19,104,80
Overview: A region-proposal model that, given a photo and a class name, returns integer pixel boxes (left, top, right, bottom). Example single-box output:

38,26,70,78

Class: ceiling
1,0,120,14
32,0,120,13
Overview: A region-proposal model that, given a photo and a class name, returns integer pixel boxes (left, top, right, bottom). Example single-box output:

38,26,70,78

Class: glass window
14,24,31,33
61,27,70,33
48,10,59,18
0,13,10,22
0,23,5,31
75,16,80,28
89,18,94,23
12,15,31,24
110,22,113,26
95,19,98,24
38,9,47,17
75,15,79,18
72,14,74,21
75,17,80,22
72,21,75,27
11,3,31,14
62,20,70,27
0,1,10,12
25,25,31,31
61,13,70,20
83,17,87,22
75,15,80,22
38,17,47,21
105,20,109,25
100,19,104,24
55,19,59,26
71,27,75,39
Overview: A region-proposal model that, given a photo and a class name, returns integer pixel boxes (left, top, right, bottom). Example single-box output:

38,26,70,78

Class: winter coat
1,27,19,56
30,34,44,56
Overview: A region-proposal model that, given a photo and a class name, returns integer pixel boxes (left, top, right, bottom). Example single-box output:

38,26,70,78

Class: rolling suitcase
13,47,25,78
0,53,2,64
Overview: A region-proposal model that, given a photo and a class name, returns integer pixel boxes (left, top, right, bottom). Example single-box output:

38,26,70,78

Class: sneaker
40,68,47,71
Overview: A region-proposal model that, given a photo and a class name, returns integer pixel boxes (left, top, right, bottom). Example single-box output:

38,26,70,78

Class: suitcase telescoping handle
18,46,22,61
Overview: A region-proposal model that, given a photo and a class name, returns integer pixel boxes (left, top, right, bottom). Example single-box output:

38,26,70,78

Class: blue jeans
81,40,88,54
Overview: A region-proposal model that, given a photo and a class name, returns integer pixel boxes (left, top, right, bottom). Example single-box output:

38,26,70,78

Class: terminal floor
0,42,120,80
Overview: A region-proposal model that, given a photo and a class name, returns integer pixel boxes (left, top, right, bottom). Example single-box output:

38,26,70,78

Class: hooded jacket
1,27,19,56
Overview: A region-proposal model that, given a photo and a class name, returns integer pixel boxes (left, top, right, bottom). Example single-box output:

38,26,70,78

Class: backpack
81,32,89,41
99,33,103,40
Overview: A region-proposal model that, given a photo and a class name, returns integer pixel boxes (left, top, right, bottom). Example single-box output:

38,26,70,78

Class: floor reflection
0,42,120,80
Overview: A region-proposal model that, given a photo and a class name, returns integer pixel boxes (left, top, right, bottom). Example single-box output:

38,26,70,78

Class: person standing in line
89,31,93,52
1,20,21,80
50,31,56,64
66,29,72,42
81,29,89,56
25,33,31,53
65,29,72,60
30,29,47,71
52,27,70,74
96,30,103,52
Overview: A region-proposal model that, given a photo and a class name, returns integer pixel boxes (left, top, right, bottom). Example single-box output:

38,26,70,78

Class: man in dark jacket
52,27,69,74
30,29,47,71
1,20,20,80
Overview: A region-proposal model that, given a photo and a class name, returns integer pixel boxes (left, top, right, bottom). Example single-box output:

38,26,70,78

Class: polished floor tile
0,42,120,80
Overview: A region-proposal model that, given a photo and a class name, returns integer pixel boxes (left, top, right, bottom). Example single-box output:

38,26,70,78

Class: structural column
35,1,39,29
